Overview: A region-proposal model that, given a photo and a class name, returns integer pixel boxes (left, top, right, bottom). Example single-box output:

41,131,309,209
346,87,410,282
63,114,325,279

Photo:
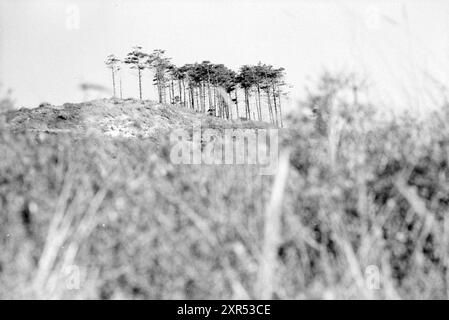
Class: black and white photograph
1,0,449,304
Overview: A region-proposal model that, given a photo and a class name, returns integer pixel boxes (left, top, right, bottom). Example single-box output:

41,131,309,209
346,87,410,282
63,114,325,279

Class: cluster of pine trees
105,46,286,126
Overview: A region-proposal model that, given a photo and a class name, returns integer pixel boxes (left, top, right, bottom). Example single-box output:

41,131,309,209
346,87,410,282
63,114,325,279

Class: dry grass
1,74,449,299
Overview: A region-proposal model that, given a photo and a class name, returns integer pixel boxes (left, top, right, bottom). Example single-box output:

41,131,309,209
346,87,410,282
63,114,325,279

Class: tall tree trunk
243,89,246,119
245,88,251,120
168,82,173,104
198,84,202,112
213,86,217,116
254,89,258,118
159,82,162,103
198,85,203,112
202,82,206,113
267,88,274,124
171,79,175,104
219,93,223,118
222,96,226,119
162,80,167,104
190,84,195,110
227,92,233,120
195,86,200,111
277,87,283,127
178,80,182,105
156,78,162,103
216,93,220,117
207,70,212,112
272,83,279,126
208,83,213,112
257,85,262,121
244,89,248,118
161,82,164,103
182,80,187,107
163,83,167,104
186,84,190,108
234,89,239,118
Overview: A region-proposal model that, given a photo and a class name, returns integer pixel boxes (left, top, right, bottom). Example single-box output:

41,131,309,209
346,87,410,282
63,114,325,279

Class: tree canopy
106,47,287,126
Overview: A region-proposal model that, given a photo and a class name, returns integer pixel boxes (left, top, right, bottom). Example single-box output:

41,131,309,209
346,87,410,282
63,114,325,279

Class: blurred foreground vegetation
1,73,449,299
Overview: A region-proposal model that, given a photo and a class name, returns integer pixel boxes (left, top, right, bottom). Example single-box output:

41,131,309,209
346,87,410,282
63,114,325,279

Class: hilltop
3,98,273,139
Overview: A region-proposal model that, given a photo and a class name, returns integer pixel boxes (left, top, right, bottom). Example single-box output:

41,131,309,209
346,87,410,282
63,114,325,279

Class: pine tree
105,47,287,121
148,49,172,104
237,65,257,120
105,54,121,98
124,46,148,100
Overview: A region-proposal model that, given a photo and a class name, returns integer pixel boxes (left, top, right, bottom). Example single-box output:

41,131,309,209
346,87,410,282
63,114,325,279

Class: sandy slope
3,98,271,139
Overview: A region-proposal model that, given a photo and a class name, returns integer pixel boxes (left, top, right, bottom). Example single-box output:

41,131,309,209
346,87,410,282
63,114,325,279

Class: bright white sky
1,0,449,113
